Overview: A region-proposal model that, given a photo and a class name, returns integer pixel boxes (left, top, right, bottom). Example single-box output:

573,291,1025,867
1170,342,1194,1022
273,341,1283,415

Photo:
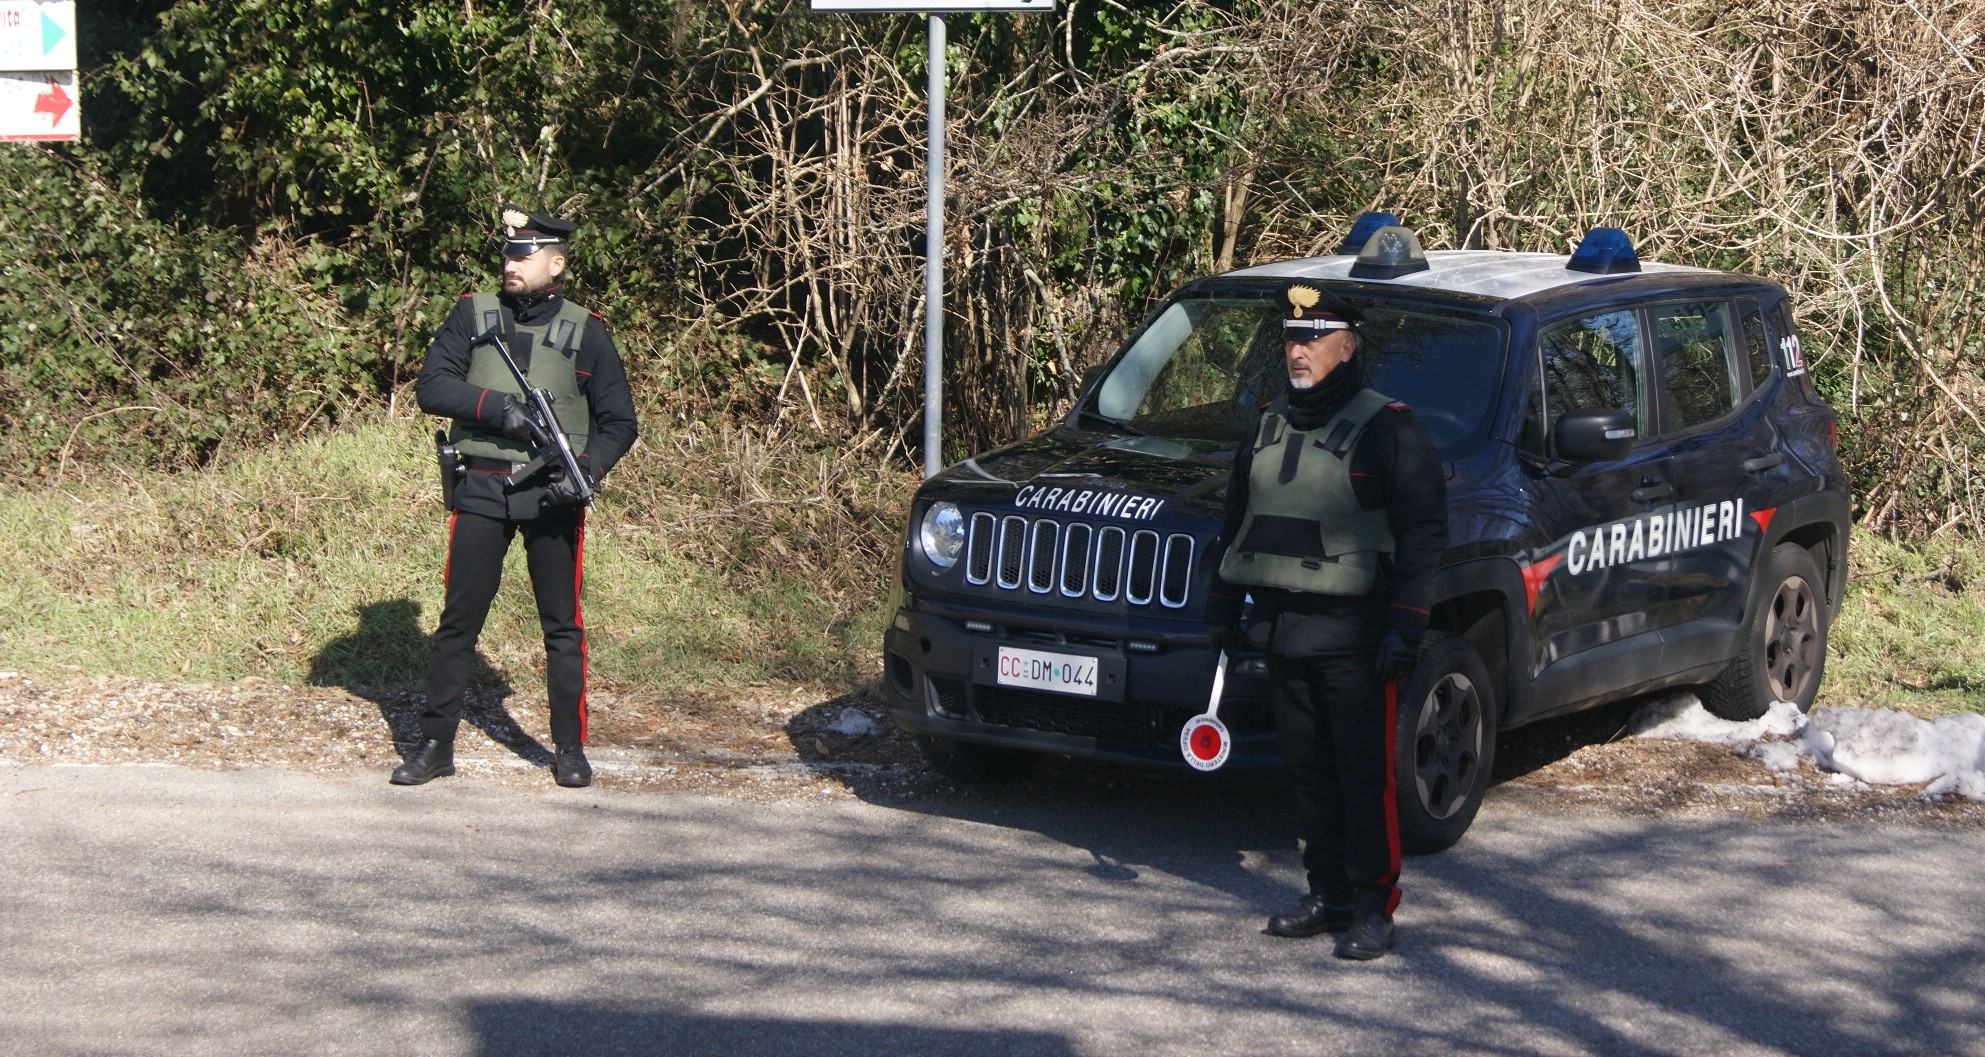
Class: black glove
499,397,545,445
1375,628,1418,685
542,466,595,507
1206,624,1241,655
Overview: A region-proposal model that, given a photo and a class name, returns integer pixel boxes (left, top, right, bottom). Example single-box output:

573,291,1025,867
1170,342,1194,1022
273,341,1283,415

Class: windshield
1090,291,1507,452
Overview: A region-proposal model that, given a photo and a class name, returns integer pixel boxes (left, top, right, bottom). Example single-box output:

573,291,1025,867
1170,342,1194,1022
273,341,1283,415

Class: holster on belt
434,429,465,509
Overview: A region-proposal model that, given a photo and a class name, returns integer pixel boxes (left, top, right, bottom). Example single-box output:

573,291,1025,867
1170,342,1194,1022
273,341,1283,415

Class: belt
464,456,523,473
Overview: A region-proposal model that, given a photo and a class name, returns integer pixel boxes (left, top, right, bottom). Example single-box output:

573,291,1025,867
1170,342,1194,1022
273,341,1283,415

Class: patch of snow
1629,694,1985,802
827,709,882,737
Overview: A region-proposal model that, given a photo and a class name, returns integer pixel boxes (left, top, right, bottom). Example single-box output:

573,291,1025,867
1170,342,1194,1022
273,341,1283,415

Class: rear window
1092,292,1507,453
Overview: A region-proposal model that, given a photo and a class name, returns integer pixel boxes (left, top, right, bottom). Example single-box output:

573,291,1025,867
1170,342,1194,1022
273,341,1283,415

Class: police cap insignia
1285,283,1321,318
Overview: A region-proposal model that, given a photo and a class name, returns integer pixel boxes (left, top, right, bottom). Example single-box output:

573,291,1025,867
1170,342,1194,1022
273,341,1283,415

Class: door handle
1632,481,1675,503
1743,453,1784,472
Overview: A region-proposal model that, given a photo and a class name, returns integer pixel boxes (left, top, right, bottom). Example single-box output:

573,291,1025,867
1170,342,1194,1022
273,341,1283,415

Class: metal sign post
924,13,945,480
811,0,1055,477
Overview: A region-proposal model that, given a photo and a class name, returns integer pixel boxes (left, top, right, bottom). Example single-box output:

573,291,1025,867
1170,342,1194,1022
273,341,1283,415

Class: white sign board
811,0,1052,11
0,1,75,72
0,69,77,141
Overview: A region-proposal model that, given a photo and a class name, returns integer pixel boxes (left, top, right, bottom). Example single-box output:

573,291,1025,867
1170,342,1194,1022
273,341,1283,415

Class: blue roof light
1337,212,1401,255
1567,227,1641,274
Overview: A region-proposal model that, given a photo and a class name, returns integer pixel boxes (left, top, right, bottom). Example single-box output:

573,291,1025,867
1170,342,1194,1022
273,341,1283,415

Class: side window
1517,378,1548,458
1738,297,1772,389
1652,301,1739,431
1540,310,1643,454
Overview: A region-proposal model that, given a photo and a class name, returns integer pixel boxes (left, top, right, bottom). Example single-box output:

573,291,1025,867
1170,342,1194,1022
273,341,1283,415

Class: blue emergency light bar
1337,212,1401,255
1567,227,1642,274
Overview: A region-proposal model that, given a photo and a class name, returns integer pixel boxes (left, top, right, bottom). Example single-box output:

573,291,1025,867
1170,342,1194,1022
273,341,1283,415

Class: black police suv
882,215,1849,852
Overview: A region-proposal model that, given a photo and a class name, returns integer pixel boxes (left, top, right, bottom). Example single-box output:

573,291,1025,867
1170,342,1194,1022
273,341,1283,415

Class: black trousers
1267,650,1402,916
421,507,589,746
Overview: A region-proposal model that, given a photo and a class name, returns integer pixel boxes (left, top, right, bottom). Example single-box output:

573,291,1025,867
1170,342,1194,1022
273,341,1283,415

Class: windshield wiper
1076,407,1146,436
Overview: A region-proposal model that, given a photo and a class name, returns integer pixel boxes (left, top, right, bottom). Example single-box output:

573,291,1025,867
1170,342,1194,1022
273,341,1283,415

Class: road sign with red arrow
2,69,77,141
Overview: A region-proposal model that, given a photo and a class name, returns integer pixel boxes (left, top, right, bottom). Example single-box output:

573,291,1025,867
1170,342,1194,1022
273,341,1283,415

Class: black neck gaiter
1283,360,1361,430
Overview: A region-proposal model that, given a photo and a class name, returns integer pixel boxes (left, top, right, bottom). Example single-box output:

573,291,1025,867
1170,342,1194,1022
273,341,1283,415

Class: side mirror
1555,408,1636,463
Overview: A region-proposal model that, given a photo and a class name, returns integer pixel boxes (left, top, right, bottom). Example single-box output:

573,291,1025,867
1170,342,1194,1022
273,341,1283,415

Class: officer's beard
1288,374,1317,391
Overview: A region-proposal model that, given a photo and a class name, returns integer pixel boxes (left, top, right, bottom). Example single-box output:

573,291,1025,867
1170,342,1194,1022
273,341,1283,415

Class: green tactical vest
449,293,594,463
1218,388,1396,597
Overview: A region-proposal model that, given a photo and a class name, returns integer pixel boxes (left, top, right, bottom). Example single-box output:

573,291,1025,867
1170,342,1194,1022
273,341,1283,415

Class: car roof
1226,250,1728,303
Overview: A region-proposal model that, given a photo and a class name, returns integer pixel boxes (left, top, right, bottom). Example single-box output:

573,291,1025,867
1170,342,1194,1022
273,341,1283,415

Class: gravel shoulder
1,671,1980,828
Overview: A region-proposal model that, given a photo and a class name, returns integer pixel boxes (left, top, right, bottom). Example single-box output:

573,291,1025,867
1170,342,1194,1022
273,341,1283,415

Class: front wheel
1393,631,1499,855
1700,543,1829,720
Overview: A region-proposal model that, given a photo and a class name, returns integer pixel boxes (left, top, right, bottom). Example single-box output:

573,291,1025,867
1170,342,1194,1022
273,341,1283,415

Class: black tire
1701,543,1828,720
1393,631,1498,855
914,734,1042,784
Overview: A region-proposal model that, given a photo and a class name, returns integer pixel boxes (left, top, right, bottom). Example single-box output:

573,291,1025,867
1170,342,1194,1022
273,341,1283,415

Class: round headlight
919,502,966,569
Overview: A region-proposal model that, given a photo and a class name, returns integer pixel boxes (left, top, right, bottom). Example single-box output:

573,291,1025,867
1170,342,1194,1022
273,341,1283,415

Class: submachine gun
470,324,596,507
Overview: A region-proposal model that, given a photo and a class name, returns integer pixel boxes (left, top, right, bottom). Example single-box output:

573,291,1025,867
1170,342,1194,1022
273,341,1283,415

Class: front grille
975,685,1157,745
964,511,1194,608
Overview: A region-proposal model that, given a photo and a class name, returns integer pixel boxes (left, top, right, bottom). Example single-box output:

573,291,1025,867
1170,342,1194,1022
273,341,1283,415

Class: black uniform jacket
416,288,641,521
1208,363,1448,657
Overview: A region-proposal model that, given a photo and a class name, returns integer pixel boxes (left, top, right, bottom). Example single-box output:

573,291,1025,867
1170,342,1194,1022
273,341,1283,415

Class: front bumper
881,601,1282,770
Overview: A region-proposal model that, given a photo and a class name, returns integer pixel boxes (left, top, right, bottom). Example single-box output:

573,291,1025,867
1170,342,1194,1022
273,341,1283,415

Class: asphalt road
1,763,1979,1057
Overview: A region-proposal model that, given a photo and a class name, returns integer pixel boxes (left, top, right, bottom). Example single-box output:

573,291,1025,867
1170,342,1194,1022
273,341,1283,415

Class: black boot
554,744,593,788
1333,911,1396,960
390,739,455,785
1265,894,1354,938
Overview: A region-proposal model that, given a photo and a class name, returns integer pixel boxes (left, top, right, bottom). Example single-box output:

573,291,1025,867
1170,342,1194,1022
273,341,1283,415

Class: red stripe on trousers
442,510,459,589
1381,680,1403,915
574,509,588,744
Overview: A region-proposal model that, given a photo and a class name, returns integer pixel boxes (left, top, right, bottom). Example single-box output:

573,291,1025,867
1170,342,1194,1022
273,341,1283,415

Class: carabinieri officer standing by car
396,203,640,789
1206,280,1446,961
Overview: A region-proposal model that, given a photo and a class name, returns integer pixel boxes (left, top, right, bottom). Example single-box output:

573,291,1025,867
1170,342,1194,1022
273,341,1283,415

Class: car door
1522,308,1676,672
1654,296,1798,628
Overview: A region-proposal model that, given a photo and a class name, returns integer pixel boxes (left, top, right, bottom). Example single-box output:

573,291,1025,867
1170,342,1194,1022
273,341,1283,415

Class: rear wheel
1393,631,1498,855
914,734,1042,784
1701,543,1828,720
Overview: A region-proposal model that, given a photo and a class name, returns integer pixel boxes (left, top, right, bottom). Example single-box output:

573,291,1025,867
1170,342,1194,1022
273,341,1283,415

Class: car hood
922,426,1235,527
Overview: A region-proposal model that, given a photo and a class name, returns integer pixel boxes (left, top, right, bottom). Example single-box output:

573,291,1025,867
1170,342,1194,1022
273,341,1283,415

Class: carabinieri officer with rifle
397,203,640,788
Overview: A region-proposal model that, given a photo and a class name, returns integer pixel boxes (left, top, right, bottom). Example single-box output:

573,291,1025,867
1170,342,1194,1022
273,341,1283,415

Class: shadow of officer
306,598,552,768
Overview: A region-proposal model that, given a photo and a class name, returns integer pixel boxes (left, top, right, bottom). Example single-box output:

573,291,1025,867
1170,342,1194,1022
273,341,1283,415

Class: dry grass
0,408,918,696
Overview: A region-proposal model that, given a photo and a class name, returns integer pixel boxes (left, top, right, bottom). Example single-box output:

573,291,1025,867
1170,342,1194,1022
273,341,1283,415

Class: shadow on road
6,766,1978,1056
464,1000,1079,1057
776,677,1667,920
305,597,552,767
